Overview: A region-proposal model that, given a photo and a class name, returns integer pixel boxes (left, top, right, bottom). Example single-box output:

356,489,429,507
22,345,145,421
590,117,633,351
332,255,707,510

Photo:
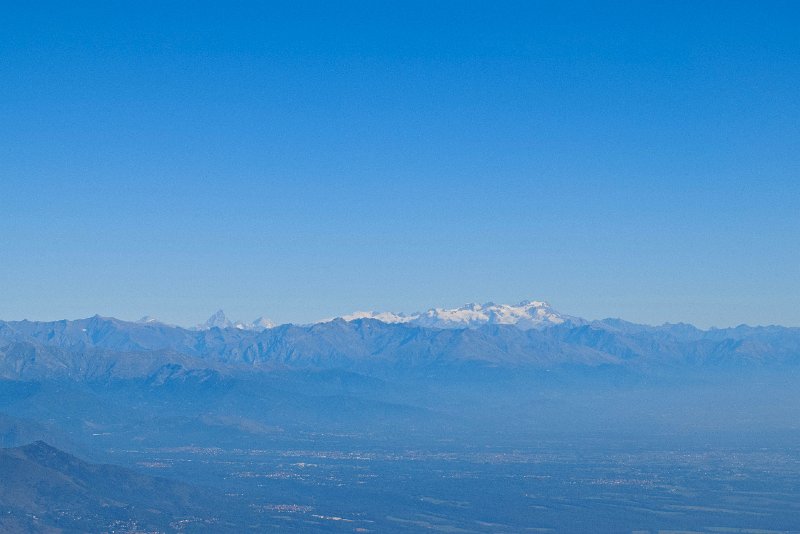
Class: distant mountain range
180,300,573,332
196,309,276,331
334,300,575,330
2,300,799,506
1,300,799,382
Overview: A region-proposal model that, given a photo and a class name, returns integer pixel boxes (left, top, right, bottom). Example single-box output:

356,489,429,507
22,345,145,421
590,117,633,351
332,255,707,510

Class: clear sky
1,1,798,328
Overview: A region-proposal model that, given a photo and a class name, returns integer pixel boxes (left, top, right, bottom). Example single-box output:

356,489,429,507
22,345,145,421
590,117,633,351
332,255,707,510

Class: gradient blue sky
1,1,798,328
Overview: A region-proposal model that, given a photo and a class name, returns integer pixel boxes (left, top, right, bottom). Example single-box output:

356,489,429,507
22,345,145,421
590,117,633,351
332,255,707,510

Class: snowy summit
198,310,276,331
335,300,576,330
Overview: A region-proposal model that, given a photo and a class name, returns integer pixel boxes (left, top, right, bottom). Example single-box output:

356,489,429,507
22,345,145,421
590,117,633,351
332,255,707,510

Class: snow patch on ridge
339,311,416,324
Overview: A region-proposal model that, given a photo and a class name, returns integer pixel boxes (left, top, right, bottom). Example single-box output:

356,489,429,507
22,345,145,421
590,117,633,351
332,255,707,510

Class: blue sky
1,1,798,327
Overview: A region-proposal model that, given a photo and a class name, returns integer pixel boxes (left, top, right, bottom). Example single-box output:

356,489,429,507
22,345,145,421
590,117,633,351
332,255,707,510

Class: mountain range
333,300,575,329
1,300,798,383
183,300,573,332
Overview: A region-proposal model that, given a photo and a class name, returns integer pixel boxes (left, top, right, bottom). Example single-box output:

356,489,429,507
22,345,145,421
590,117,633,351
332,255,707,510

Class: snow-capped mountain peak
203,310,231,329
196,301,573,331
198,311,276,331
330,300,577,330
251,317,276,330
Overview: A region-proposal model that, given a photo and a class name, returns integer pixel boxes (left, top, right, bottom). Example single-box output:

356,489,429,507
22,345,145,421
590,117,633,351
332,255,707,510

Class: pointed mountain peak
203,310,231,329
27,440,53,450
197,311,276,331
18,440,71,460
